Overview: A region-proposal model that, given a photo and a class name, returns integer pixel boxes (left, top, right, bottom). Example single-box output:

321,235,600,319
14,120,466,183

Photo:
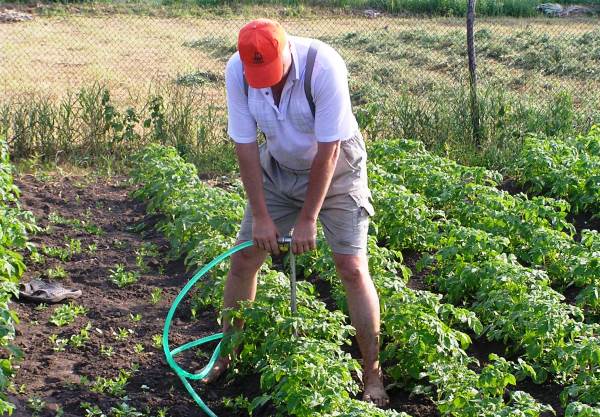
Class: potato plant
0,136,37,414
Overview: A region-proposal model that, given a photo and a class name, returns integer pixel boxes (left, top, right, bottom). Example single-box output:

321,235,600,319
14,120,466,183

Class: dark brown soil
9,173,255,417
8,172,440,417
567,211,600,240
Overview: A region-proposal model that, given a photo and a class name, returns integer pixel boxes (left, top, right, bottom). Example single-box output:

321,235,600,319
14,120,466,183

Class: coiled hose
162,239,296,417
162,240,253,417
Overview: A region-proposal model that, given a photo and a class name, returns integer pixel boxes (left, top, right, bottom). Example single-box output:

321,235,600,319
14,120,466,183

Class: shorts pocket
349,191,375,220
341,136,365,173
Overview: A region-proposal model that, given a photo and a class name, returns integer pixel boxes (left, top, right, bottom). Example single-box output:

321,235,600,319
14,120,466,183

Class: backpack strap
304,40,321,119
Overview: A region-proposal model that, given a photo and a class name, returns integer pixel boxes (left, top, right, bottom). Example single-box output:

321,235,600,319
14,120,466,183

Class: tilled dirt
8,173,438,417
9,173,257,417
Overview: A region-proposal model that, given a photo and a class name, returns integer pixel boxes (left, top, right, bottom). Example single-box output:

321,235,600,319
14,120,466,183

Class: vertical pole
467,0,481,148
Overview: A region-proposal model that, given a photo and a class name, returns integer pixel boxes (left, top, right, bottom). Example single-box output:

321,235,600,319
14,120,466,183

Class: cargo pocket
341,136,365,173
349,191,375,227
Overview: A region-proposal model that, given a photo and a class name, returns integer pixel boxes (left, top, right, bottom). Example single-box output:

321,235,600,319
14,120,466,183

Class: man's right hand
252,215,280,255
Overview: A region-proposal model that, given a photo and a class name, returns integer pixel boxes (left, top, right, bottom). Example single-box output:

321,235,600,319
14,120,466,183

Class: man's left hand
292,218,317,254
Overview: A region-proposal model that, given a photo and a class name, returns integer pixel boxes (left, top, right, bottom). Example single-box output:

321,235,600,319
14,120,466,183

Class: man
201,18,389,407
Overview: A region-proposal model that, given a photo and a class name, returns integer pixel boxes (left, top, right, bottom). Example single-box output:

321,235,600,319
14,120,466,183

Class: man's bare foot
362,369,390,408
200,357,230,384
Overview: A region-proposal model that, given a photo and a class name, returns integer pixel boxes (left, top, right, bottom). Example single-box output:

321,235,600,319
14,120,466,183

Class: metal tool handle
277,236,298,337
277,236,292,245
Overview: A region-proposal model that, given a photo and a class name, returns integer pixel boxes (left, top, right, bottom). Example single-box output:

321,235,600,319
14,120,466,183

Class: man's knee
230,244,266,277
334,254,370,289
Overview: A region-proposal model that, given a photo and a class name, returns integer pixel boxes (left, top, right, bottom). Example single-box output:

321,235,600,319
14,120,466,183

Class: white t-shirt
225,36,359,171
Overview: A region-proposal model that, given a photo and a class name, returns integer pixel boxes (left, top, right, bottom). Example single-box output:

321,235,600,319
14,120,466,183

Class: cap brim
243,56,284,89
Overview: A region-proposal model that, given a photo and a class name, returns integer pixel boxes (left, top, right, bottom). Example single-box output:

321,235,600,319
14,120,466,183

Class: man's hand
253,214,280,255
292,218,317,254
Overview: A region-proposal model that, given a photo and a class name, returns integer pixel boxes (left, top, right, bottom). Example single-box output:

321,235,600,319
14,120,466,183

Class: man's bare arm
292,140,340,254
235,143,280,254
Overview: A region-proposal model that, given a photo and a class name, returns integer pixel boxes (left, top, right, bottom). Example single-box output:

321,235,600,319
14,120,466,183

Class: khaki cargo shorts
237,132,375,255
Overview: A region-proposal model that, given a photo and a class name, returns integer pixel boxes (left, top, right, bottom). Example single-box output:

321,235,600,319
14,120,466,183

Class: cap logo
253,52,264,64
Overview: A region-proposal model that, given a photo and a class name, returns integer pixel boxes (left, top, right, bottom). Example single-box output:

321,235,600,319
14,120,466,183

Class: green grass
2,10,599,173
0,83,237,175
22,0,600,17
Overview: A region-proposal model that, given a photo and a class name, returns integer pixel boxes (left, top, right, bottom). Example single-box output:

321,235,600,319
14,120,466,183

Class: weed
156,407,169,417
135,242,159,272
151,334,162,349
113,240,128,250
133,343,144,354
29,249,45,264
109,264,139,288
114,327,133,342
100,345,114,358
90,369,132,397
87,243,98,254
42,245,70,261
129,313,142,322
67,238,83,255
49,334,68,352
26,397,45,416
110,403,143,417
81,402,106,417
49,303,87,327
46,265,68,280
69,322,92,348
150,288,162,305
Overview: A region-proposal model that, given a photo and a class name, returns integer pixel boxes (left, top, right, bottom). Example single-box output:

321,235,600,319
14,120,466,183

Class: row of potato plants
130,144,553,416
513,126,600,216
130,144,410,417
367,164,600,415
0,137,37,415
298,237,553,416
369,139,600,316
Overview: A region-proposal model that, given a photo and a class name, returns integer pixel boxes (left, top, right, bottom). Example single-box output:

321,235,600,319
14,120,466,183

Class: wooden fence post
467,0,481,147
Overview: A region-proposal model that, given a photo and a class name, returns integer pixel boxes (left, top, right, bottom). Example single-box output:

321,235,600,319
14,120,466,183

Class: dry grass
1,13,599,104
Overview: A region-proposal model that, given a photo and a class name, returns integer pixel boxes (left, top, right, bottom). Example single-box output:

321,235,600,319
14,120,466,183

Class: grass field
16,0,600,17
1,5,600,171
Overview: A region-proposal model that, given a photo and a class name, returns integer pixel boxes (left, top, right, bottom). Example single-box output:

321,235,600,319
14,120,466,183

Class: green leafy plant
42,245,71,261
29,249,45,264
69,322,92,349
110,403,143,417
90,369,132,398
109,264,139,288
151,334,162,349
100,345,114,358
150,288,162,304
81,402,107,417
46,265,68,280
129,313,142,322
49,303,87,327
26,396,45,416
113,327,133,342
49,334,68,352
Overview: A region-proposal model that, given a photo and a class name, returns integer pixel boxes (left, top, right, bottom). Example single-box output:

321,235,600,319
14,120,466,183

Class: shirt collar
288,37,300,82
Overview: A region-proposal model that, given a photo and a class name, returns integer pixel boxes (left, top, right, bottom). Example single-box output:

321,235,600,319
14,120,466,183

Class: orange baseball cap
238,19,287,88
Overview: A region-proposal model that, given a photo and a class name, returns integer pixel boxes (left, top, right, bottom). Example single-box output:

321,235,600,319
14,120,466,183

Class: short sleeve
226,53,257,144
312,46,357,143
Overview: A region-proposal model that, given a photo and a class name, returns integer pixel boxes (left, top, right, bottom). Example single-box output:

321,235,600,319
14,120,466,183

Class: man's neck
271,58,293,106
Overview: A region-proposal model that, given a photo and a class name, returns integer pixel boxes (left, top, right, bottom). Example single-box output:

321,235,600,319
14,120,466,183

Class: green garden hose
162,238,296,417
162,240,253,417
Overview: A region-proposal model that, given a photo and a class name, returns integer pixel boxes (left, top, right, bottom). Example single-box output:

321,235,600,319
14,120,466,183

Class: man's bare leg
332,252,389,408
201,243,267,383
